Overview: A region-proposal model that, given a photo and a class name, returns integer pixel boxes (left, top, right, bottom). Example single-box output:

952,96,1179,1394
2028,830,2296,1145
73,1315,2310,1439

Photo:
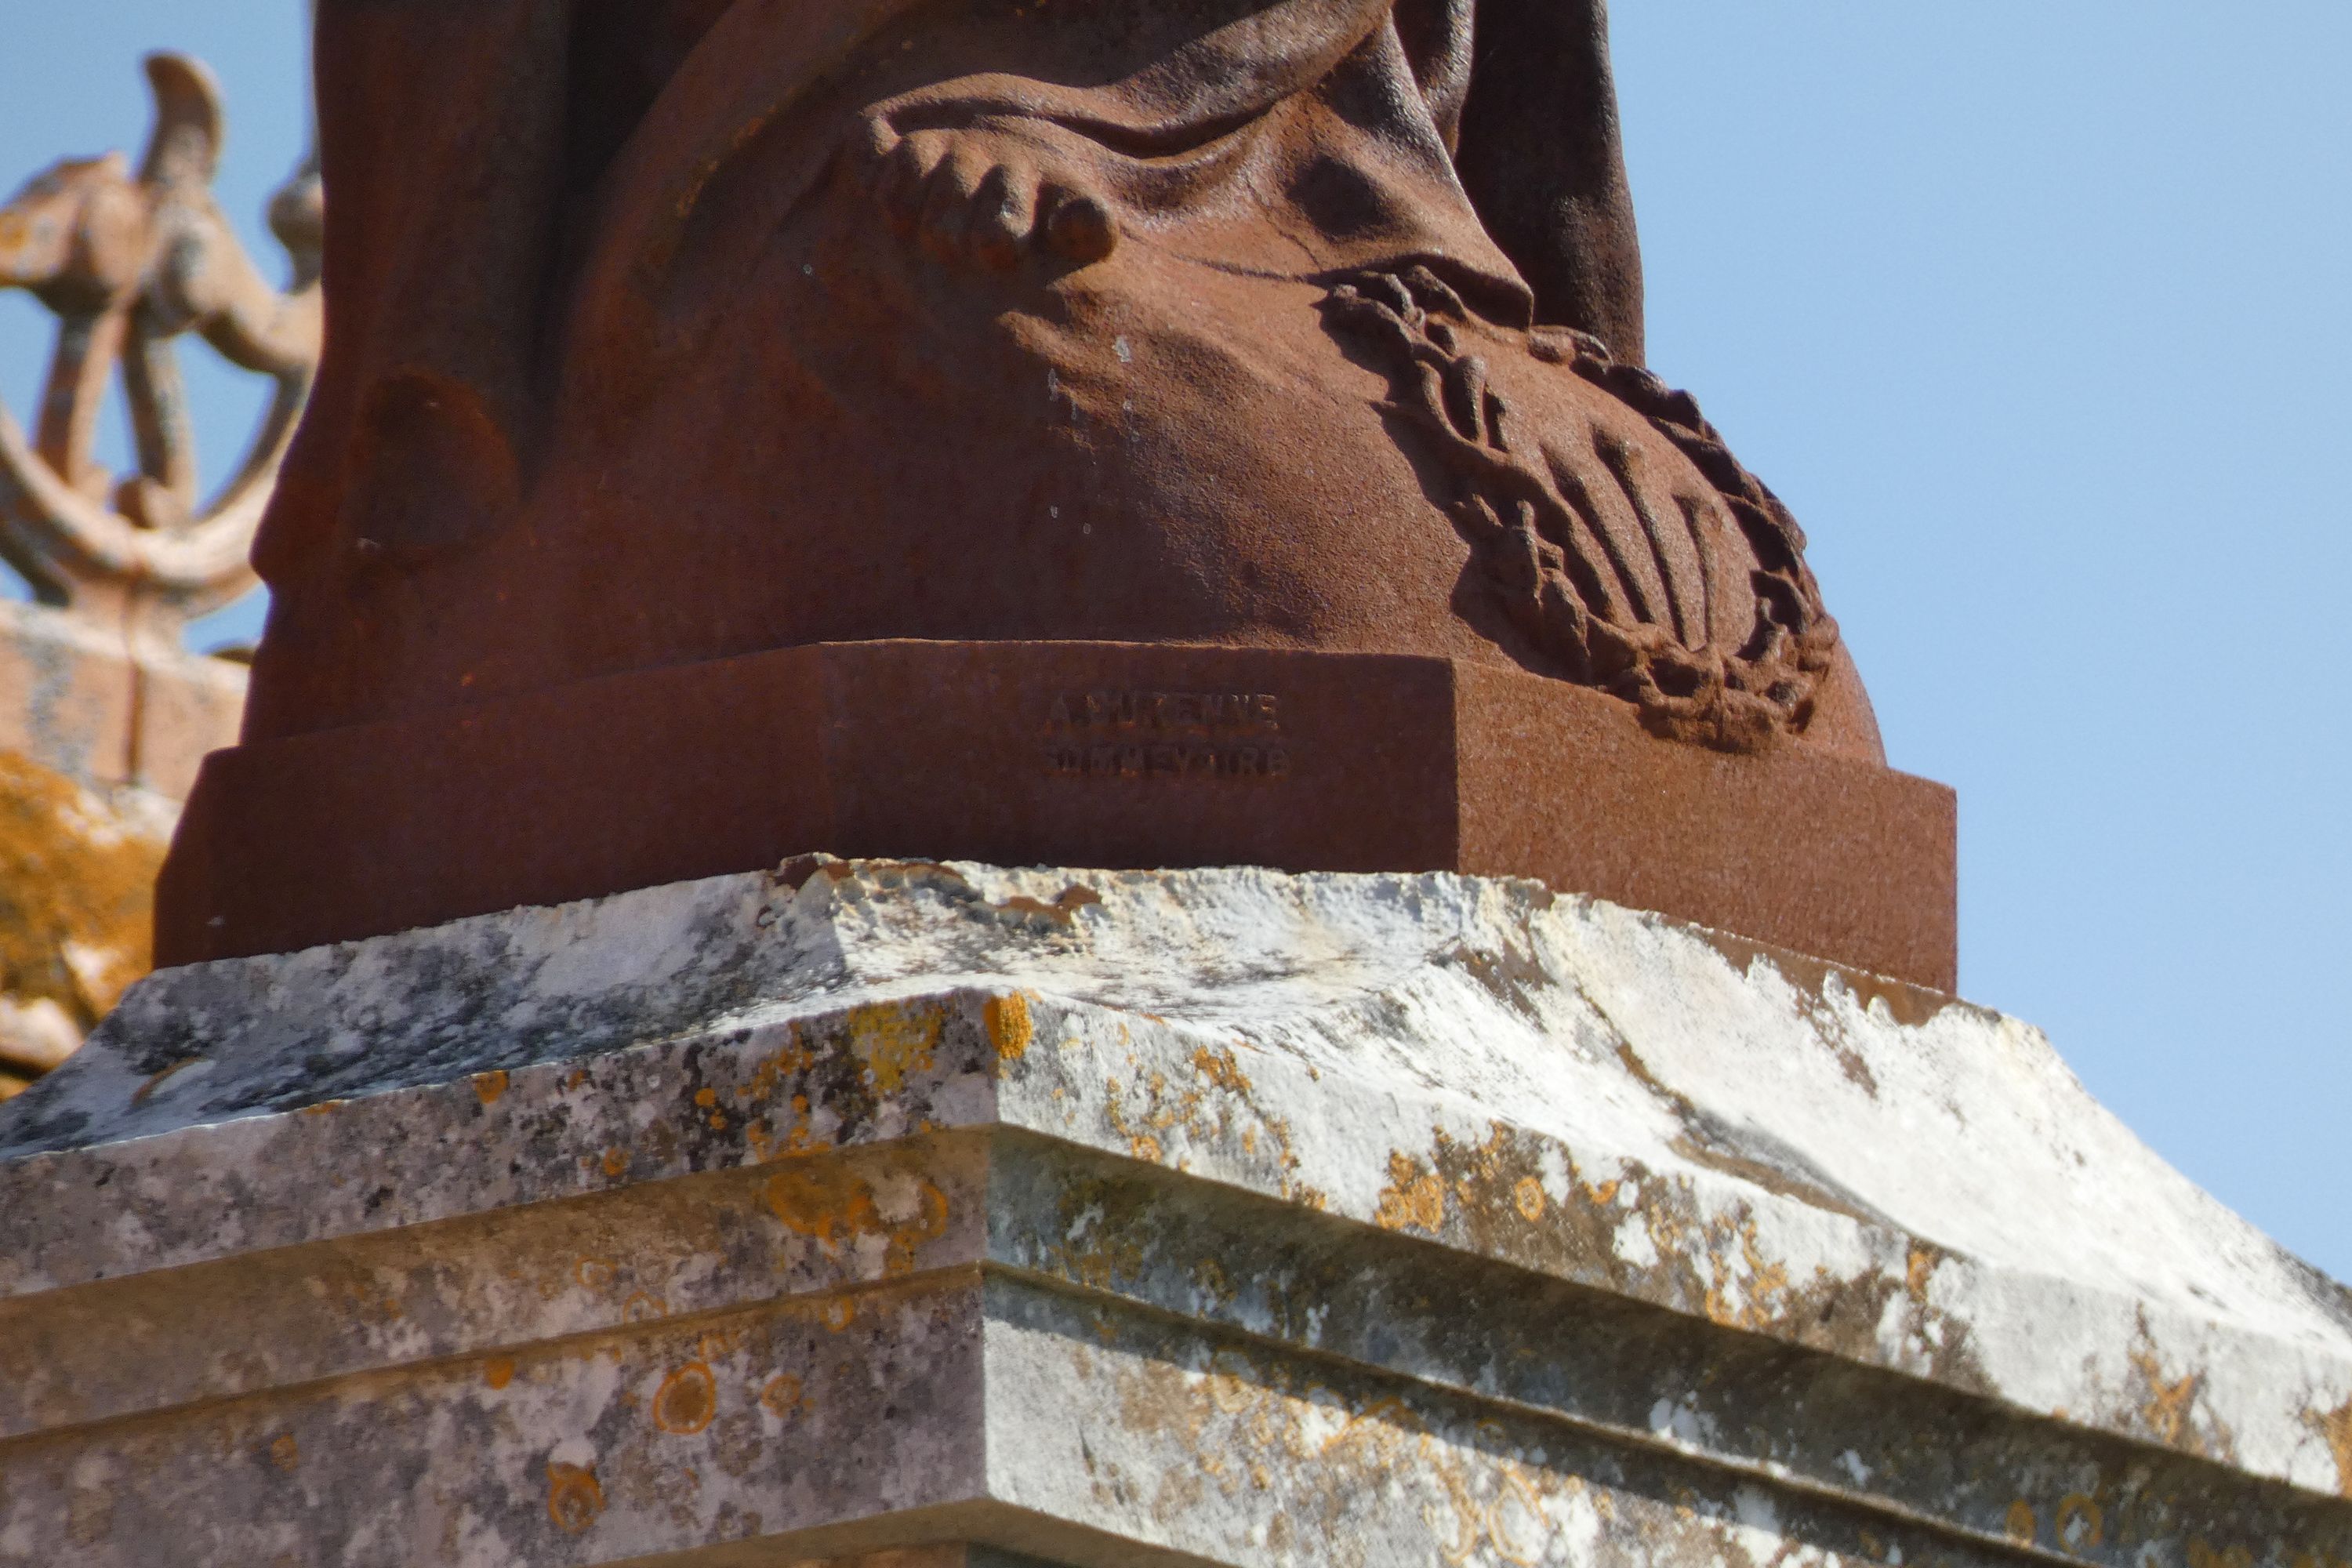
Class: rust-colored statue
250,0,1873,752
161,0,1958,985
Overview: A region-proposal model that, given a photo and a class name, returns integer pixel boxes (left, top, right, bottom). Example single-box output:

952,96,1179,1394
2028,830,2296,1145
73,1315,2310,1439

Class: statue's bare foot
862,122,1116,269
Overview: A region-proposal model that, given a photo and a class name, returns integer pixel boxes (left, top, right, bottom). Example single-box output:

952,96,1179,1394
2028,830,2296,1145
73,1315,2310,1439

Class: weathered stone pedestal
1,861,2346,1566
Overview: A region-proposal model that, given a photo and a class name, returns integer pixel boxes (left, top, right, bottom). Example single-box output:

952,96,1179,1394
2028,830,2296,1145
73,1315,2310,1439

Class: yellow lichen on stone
1189,1043,1251,1093
2057,1493,2105,1550
985,993,1034,1062
1694,1218,1793,1333
652,1361,717,1435
1374,1152,1449,1234
846,1000,942,1093
760,1372,804,1418
2132,1345,2204,1447
546,1462,604,1534
2304,1398,2352,1499
761,1155,950,1274
0,750,169,1096
1905,1245,1936,1301
764,1160,884,1249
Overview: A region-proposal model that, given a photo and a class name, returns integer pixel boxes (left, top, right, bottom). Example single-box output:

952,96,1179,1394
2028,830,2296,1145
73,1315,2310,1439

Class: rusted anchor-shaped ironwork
0,52,320,648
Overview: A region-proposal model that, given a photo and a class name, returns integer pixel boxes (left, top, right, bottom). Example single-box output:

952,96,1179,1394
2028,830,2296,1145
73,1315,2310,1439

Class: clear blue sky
2,4,2343,1282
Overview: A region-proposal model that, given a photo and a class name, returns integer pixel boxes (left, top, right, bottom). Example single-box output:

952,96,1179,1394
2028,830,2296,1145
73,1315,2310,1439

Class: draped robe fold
247,0,1874,757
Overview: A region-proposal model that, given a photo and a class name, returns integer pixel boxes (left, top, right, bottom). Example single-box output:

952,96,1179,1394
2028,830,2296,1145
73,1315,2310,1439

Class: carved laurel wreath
1324,266,1838,753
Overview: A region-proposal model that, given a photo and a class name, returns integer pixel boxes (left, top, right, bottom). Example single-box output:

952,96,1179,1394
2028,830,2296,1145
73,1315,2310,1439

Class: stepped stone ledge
0,858,2344,1567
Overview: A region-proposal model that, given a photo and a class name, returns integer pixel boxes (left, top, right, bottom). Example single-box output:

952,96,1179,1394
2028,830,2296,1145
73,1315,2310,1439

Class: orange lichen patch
1123,1337,1640,1559
728,1023,848,1161
762,1156,950,1273
0,752,167,1090
1190,1044,1251,1094
989,883,1102,924
985,993,1034,1062
269,1434,300,1472
1370,1123,1657,1280
2132,1346,2204,1446
760,1372,804,1418
764,1162,880,1247
483,1357,517,1390
2003,1501,2036,1544
1098,1042,1309,1195
1374,1152,1449,1235
2304,1399,2352,1498
653,1362,718,1435
470,1069,507,1105
1696,1219,1792,1332
847,999,942,1093
622,1293,668,1323
1906,1245,1936,1301
2057,1493,2105,1550
822,1296,857,1330
575,1257,617,1294
601,1146,630,1178
742,1027,820,1105
546,1461,604,1534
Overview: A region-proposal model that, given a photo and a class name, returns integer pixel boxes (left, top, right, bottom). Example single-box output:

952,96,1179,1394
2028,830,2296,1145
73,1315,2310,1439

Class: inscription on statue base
159,641,1956,988
1042,688,1290,782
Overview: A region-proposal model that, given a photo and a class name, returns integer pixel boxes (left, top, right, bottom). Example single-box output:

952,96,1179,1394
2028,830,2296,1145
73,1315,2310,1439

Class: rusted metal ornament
0,52,319,650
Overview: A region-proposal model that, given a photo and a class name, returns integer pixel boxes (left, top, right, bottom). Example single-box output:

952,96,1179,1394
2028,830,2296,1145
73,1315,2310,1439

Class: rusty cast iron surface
162,0,1935,960
156,640,1955,984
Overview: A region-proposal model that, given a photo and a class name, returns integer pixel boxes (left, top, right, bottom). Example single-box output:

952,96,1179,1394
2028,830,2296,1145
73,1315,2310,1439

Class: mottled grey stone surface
0,858,2345,1566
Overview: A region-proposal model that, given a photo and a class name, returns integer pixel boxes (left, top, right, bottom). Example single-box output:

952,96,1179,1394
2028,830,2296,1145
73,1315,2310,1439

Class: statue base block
158,640,1955,984
2,862,2343,1566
